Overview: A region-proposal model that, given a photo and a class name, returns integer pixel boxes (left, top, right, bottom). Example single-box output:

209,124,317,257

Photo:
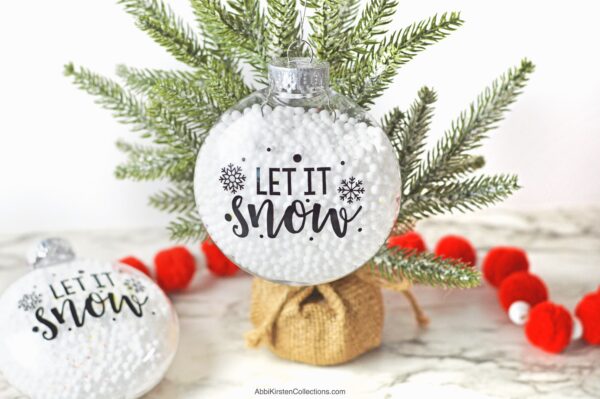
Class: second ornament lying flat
0,238,179,399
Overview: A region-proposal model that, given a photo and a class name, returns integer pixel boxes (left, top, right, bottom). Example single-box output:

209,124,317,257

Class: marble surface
0,208,599,399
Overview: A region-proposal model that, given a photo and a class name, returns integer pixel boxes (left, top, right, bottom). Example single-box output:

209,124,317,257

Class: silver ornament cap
26,238,76,269
268,57,329,96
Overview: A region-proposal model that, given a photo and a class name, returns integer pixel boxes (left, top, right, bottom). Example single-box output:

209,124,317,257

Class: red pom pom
575,290,600,345
525,301,573,353
154,246,196,292
201,240,239,277
483,247,529,288
387,231,426,255
434,235,476,266
119,256,151,277
498,272,548,312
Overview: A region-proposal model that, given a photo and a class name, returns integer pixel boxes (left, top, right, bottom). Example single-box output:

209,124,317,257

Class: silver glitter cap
26,238,76,269
268,57,329,96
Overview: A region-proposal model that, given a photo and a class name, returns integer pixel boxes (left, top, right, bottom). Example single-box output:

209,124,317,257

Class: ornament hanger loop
286,40,315,65
285,0,314,65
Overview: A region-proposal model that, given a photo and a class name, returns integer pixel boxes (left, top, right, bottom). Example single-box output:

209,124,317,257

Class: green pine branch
408,59,535,197
146,77,218,143
337,12,463,106
168,211,206,241
64,63,150,132
115,140,195,181
382,107,405,137
397,174,519,228
149,182,195,213
385,87,437,193
338,0,361,32
331,0,398,69
191,0,268,77
67,0,534,270
116,65,196,95
371,246,480,288
195,57,252,110
118,0,206,67
266,0,302,57
306,0,347,61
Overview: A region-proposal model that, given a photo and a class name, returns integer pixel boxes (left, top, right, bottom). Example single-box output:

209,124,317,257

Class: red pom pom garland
525,302,573,354
575,290,600,345
154,246,197,293
118,236,597,354
483,247,529,288
201,240,239,277
434,235,477,267
120,239,243,295
387,231,427,255
119,256,152,277
484,245,597,354
498,272,548,312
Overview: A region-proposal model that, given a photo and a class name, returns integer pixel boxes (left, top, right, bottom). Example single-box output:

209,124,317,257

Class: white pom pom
508,301,530,325
572,317,583,341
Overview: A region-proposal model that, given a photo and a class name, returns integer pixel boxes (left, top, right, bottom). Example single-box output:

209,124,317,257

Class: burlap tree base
246,267,427,366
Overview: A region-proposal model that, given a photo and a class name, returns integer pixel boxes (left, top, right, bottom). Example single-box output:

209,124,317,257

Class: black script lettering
51,299,85,327
85,293,107,318
256,167,267,195
304,168,316,195
106,293,147,318
73,276,86,291
35,308,58,341
92,273,106,289
282,200,307,234
281,168,296,195
311,205,362,238
50,284,65,300
61,279,75,296
316,167,331,194
269,168,280,195
228,197,362,239
231,195,249,237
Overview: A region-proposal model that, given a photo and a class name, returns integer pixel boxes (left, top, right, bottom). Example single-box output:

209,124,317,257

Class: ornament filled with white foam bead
0,238,179,399
194,57,402,285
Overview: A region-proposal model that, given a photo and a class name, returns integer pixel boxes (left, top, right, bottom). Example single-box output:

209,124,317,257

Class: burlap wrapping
245,266,427,366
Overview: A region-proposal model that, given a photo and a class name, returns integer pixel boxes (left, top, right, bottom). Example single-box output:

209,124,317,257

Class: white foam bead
355,121,368,131
572,317,583,340
508,301,531,325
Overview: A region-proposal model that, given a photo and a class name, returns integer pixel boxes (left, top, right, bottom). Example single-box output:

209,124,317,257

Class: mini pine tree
64,0,534,289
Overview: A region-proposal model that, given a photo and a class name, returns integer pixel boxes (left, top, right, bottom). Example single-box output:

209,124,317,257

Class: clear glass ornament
0,238,179,399
195,57,401,285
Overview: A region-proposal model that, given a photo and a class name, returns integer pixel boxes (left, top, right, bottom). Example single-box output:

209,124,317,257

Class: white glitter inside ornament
195,58,401,285
0,243,179,399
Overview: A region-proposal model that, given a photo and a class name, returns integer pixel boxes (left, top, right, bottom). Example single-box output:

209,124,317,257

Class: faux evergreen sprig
65,0,534,288
371,247,480,288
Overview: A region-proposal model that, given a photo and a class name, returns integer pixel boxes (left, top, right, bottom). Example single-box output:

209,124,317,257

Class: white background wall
1,0,599,233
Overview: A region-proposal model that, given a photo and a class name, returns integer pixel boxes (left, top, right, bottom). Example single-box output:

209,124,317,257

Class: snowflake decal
219,163,246,193
124,278,145,294
338,176,365,204
17,292,42,312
